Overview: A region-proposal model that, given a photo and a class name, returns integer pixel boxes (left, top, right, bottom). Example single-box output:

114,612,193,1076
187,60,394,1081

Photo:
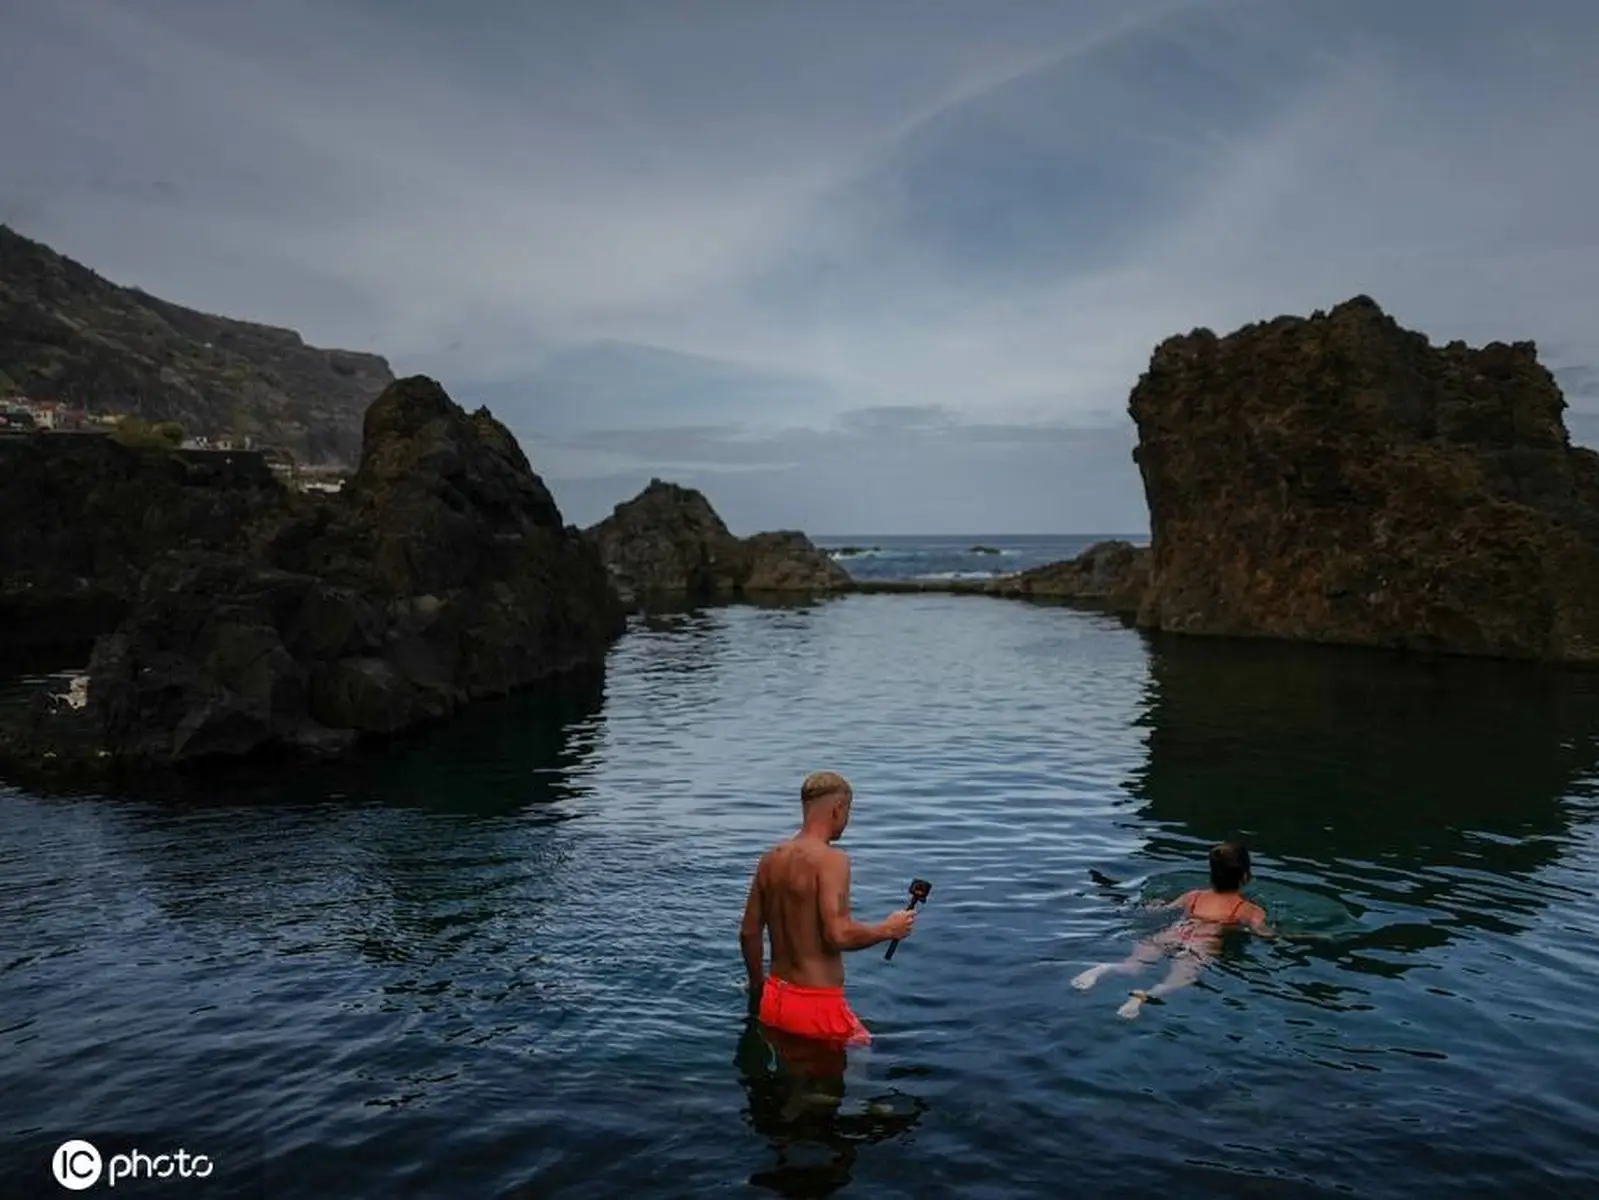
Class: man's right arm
819,853,913,952
739,856,768,1007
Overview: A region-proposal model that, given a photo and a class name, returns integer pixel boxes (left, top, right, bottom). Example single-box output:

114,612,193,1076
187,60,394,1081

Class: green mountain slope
0,225,392,464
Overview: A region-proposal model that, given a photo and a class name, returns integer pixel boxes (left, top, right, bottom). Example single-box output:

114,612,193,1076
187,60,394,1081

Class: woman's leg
1117,952,1206,1018
1071,938,1164,990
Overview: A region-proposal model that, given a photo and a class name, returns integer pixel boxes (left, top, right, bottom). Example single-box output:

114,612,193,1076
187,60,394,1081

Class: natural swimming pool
4,594,1598,1196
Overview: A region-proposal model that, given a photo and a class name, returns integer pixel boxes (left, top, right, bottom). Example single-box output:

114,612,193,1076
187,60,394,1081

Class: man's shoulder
759,838,846,873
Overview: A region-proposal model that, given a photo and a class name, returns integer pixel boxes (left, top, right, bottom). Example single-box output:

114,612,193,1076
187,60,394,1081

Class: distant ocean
812,533,1148,583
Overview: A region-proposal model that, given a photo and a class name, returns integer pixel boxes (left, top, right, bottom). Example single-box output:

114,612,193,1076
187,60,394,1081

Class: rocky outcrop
586,479,849,603
742,531,854,593
0,433,290,668
1130,296,1599,660
987,540,1148,614
0,225,392,464
0,377,624,784
584,480,746,599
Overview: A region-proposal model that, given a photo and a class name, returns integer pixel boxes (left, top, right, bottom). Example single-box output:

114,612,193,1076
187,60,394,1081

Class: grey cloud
1551,364,1599,452
539,407,1126,468
543,422,1144,537
441,341,847,436
836,406,956,435
526,412,1142,534
959,422,1123,445
1554,365,1599,401
4,0,1598,532
555,425,806,469
1566,414,1599,449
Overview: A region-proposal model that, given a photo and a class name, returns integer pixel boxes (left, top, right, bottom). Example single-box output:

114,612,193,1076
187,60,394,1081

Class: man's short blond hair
801,770,851,804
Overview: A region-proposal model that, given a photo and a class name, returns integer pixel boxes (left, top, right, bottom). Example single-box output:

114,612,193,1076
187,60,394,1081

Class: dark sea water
814,533,1146,583
5,559,1599,1196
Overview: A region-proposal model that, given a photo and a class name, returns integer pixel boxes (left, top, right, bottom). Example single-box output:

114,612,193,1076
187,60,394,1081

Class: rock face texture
0,433,288,667
585,480,746,599
1130,296,1599,660
988,540,1149,615
1,377,625,782
0,225,393,464
586,479,850,603
741,531,854,593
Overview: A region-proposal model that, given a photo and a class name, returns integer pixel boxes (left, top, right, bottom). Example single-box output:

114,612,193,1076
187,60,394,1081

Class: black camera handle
884,878,931,960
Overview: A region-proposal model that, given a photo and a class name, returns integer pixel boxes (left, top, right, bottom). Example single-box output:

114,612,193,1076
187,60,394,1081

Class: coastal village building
180,433,257,451
1,394,342,492
266,457,348,493
0,396,89,431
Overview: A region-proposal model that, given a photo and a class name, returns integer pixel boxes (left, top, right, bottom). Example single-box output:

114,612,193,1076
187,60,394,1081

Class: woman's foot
1072,964,1110,990
1117,989,1150,1019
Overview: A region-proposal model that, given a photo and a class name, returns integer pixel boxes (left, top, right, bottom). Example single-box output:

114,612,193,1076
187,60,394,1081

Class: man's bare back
740,772,914,1032
754,838,848,987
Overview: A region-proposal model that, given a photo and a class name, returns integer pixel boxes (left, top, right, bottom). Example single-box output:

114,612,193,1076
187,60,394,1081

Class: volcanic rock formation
0,433,289,668
988,540,1149,615
0,377,625,783
586,479,850,603
1130,296,1599,660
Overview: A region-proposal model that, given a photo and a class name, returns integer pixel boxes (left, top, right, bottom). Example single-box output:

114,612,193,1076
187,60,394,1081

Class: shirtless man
739,771,915,1045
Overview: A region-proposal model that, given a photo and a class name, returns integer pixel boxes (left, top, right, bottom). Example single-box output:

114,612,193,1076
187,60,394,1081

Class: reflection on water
734,1019,927,1198
1131,633,1598,862
4,596,1599,1196
1127,634,1599,984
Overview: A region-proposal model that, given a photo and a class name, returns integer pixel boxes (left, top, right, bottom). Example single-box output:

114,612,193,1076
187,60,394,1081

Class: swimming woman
1072,841,1274,1019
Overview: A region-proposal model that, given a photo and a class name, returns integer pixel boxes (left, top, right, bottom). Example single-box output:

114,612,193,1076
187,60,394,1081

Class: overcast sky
4,0,1597,534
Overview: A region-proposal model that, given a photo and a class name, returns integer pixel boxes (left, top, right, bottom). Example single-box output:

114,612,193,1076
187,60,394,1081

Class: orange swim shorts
758,975,871,1045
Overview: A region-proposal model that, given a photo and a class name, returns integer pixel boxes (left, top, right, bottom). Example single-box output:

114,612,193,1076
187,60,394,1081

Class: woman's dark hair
1209,842,1252,892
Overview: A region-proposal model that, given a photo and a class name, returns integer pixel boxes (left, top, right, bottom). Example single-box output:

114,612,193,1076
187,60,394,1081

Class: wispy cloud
525,415,1144,534
4,0,1597,530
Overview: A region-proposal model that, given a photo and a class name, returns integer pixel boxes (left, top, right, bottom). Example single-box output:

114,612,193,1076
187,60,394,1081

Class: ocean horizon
810,532,1150,583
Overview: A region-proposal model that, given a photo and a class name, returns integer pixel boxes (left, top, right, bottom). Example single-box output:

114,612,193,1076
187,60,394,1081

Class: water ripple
3,596,1599,1196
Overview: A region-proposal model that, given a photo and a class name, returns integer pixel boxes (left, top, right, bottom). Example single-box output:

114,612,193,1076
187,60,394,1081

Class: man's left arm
739,861,767,1011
